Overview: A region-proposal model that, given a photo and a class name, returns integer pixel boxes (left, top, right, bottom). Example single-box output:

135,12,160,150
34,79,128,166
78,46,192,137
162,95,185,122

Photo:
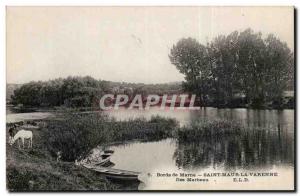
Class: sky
7,6,294,84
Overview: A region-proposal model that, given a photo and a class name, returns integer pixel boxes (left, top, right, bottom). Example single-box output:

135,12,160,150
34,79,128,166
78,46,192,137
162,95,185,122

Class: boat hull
83,164,140,181
104,173,139,181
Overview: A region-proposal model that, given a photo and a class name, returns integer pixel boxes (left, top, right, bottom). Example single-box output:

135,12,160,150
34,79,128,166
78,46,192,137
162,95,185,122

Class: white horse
10,130,33,149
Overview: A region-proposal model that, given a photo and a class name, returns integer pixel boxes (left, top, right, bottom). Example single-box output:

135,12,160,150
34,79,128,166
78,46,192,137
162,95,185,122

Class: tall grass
174,119,294,170
45,112,179,161
176,119,243,143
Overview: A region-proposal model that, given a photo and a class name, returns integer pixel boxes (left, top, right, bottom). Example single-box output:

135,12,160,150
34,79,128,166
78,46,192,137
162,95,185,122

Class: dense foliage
10,76,182,108
11,76,108,108
169,29,294,108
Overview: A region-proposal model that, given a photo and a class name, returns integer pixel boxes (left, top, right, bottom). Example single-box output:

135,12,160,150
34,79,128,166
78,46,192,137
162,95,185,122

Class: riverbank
6,114,178,191
6,121,141,191
7,125,114,191
7,105,98,114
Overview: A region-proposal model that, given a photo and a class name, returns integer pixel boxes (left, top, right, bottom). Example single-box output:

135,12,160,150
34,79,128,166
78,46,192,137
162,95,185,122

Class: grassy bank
6,113,178,191
6,123,127,191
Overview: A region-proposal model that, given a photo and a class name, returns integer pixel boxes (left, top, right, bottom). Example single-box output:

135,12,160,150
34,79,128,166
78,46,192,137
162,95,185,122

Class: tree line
10,76,182,108
11,76,110,108
169,28,294,108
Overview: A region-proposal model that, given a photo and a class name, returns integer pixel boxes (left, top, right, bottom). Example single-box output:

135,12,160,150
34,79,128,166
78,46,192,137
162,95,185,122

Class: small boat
83,164,140,181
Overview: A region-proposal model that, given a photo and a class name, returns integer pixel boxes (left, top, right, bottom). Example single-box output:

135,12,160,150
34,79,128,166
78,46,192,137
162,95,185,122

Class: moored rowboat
83,164,140,181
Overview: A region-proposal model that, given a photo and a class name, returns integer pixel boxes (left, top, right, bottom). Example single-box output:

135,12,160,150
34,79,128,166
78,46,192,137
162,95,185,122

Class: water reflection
90,108,294,190
174,125,294,170
102,107,294,172
105,107,294,133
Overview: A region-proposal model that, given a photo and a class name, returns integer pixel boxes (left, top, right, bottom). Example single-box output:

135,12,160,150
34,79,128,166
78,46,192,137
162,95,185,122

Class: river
99,107,294,190
6,106,53,123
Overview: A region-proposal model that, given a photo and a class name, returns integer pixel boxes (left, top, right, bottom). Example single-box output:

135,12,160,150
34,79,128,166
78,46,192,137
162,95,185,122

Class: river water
6,106,53,123
100,107,295,190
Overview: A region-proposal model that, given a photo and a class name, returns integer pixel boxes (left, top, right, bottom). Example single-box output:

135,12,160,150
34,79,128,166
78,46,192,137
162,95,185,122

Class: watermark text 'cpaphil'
99,94,200,110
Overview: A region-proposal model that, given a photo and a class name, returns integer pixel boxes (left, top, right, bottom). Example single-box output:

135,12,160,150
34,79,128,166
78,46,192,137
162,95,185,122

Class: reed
176,119,244,143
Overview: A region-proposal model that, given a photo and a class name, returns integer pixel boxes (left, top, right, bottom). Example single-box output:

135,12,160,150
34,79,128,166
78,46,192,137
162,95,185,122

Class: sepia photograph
6,6,295,191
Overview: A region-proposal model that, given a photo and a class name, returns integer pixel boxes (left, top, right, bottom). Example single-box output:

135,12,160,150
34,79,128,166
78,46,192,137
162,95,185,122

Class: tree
264,34,294,104
169,38,208,104
208,31,240,106
237,29,267,107
12,81,43,106
169,29,294,108
11,76,108,108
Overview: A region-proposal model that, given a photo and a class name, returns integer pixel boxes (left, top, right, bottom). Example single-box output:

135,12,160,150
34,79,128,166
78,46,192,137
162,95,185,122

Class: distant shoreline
6,104,295,115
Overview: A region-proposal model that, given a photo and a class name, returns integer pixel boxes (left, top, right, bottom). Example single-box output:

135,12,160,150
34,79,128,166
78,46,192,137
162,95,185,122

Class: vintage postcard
6,6,295,191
